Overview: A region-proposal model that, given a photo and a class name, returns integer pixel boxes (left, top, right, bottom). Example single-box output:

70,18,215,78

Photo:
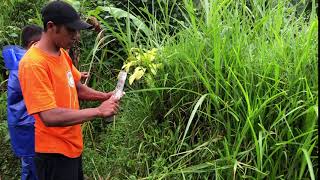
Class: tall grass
80,0,318,179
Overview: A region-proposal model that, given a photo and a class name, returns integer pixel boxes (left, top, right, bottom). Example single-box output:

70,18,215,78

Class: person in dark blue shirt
2,24,42,180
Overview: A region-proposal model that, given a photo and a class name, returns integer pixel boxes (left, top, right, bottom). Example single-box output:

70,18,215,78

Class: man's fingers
99,98,120,117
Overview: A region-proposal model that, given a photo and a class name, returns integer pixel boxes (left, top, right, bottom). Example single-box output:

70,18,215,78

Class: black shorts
34,153,83,180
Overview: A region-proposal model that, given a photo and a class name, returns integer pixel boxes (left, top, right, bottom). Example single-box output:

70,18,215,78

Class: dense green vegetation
0,0,318,179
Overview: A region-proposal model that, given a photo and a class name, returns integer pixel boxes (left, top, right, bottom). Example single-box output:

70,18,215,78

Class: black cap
41,1,92,30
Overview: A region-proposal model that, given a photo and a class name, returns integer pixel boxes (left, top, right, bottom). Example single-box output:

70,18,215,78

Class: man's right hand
97,96,119,117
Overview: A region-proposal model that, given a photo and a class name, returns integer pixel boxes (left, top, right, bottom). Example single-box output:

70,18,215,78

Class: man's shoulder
20,47,46,65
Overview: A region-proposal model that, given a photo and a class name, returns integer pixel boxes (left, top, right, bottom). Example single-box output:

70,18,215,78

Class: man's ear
46,21,54,30
47,21,60,33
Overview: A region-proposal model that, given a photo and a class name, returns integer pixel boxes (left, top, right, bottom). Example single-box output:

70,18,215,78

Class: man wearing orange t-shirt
18,1,121,179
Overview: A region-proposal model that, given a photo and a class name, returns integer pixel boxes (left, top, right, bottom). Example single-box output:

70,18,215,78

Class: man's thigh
34,153,83,180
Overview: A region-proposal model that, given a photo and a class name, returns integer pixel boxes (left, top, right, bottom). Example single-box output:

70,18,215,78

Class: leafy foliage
122,48,161,85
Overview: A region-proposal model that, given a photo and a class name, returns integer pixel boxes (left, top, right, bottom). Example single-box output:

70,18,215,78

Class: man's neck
35,33,60,56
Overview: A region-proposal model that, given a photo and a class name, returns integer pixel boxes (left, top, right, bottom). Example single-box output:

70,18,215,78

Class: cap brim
65,19,93,30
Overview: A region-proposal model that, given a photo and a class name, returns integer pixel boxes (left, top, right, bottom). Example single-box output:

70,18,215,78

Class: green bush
82,0,318,179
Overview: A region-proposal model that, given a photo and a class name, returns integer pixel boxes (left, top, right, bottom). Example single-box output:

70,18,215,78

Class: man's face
51,24,79,49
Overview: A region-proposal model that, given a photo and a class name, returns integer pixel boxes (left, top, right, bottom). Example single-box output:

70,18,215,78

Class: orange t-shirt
18,46,82,158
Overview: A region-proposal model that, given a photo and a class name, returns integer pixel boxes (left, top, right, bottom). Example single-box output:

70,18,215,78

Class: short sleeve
71,64,81,83
18,61,57,115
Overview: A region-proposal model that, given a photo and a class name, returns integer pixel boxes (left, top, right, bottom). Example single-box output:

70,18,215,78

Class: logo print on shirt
67,71,75,87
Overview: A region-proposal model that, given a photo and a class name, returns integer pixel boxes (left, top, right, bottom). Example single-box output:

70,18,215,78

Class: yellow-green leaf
129,67,146,85
127,55,136,62
122,61,137,72
136,54,141,61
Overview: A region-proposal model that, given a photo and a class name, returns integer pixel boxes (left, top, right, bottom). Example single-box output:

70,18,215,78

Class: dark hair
21,25,43,48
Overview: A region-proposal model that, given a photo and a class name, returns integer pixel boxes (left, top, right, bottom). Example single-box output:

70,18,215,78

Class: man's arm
39,97,119,127
76,82,113,101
